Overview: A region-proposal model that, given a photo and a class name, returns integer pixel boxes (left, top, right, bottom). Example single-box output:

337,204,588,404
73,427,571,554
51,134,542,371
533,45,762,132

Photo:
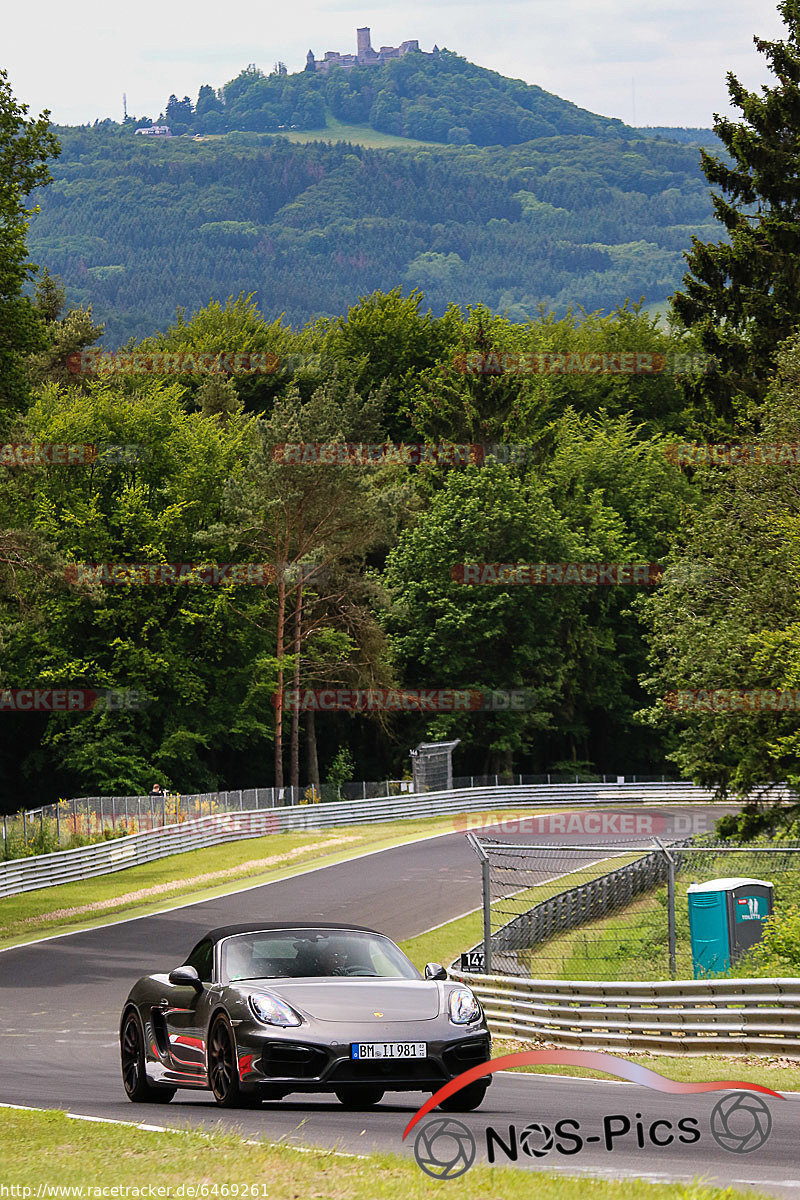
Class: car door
158,939,214,1082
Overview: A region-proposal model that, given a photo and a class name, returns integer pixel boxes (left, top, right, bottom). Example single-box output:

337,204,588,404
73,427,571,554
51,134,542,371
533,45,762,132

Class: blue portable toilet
687,878,773,977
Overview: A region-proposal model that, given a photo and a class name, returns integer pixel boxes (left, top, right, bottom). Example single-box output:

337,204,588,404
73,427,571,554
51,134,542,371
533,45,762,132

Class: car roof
201,922,382,943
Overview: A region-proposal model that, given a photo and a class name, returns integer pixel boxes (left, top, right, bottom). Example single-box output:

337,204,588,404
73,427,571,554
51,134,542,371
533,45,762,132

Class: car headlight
248,993,302,1027
449,987,480,1025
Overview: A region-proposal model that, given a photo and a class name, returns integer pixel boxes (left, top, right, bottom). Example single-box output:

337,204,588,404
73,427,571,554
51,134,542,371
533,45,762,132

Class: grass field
191,111,438,150
257,111,438,149
0,1107,772,1200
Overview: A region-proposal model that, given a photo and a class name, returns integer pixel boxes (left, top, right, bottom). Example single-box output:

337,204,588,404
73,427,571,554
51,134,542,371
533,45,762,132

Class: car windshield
220,928,421,982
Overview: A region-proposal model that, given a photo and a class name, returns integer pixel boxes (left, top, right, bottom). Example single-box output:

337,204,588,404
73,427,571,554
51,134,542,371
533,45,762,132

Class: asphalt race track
3,802,800,1196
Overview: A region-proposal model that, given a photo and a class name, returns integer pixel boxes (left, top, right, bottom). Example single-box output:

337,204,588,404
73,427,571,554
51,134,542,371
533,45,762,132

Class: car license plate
351,1042,426,1060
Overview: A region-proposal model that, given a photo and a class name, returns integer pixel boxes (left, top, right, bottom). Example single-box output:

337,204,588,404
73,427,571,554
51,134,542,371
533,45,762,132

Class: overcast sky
3,0,786,129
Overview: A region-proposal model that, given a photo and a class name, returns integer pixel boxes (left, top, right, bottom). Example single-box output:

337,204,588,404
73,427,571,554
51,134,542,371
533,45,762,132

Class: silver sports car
120,922,492,1110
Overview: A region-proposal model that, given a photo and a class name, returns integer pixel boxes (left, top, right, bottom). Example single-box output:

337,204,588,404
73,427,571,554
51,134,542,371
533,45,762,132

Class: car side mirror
425,962,448,981
168,965,203,992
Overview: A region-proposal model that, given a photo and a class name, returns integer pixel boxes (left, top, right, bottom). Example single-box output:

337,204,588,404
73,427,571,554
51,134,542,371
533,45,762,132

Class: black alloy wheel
208,1015,247,1107
121,1011,175,1103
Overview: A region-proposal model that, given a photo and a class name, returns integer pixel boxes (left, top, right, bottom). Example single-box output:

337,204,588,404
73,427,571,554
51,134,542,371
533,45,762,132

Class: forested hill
151,49,631,145
28,125,716,346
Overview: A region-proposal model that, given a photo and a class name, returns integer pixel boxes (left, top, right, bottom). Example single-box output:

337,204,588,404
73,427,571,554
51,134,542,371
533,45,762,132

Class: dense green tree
28,267,105,387
26,127,716,347
672,0,800,426
217,375,402,786
0,376,261,796
640,331,800,800
0,70,60,425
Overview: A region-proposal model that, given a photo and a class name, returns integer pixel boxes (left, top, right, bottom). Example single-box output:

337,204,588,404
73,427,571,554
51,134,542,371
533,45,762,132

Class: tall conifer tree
672,0,800,424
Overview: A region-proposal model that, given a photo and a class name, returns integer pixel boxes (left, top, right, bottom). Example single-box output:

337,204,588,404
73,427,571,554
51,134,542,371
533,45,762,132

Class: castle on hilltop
306,27,438,75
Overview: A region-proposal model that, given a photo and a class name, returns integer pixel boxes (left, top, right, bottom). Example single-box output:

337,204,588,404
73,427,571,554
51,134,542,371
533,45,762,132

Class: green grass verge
0,1107,771,1199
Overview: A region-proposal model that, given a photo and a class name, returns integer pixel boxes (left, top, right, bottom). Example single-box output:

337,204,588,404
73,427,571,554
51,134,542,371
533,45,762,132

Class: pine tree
672,0,800,425
0,70,59,426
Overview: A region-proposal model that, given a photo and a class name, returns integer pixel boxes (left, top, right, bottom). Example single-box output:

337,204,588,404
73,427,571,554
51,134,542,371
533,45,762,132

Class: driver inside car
317,941,348,975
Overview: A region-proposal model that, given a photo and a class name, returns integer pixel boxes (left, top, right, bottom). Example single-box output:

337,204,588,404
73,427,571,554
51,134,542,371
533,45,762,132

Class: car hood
248,979,442,1022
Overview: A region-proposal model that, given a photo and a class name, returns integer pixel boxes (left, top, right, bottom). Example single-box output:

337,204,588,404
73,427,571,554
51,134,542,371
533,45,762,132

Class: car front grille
260,1041,329,1079
328,1058,447,1084
442,1036,491,1075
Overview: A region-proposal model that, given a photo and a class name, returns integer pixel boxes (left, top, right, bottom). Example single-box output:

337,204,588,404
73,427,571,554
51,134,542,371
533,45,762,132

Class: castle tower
356,26,373,61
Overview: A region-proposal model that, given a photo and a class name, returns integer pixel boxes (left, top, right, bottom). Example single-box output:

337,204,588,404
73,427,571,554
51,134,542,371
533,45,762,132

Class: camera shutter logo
413,1117,476,1179
710,1093,772,1153
520,1122,555,1158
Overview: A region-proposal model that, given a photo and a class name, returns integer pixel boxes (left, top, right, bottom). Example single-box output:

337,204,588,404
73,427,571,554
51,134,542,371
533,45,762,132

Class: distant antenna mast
123,92,128,121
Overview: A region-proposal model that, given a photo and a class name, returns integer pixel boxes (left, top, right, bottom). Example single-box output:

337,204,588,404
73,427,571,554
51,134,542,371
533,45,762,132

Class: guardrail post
655,838,677,979
22,809,26,846
56,802,60,844
162,793,167,827
667,857,676,978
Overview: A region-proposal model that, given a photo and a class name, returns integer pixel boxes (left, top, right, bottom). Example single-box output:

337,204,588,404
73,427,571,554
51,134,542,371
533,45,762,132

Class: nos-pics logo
404,1051,781,1180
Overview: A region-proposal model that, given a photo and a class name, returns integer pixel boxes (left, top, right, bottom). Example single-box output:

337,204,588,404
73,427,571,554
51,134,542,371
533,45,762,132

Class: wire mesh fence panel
469,837,800,982
410,740,460,792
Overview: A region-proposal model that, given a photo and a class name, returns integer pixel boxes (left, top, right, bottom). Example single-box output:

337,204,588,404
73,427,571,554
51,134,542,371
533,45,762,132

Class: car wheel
438,1081,488,1112
334,1086,384,1109
120,1011,176,1104
208,1015,246,1107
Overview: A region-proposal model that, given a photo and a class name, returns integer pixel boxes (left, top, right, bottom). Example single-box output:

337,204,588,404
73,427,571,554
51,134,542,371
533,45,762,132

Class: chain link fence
2,771,679,856
468,835,800,981
2,782,408,855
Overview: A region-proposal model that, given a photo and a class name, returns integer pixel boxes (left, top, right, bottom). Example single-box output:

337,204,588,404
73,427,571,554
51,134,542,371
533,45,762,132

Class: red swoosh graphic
402,1050,784,1140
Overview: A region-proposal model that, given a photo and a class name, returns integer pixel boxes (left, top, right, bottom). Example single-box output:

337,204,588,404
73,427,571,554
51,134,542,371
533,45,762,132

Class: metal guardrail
448,971,800,1054
0,781,711,898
